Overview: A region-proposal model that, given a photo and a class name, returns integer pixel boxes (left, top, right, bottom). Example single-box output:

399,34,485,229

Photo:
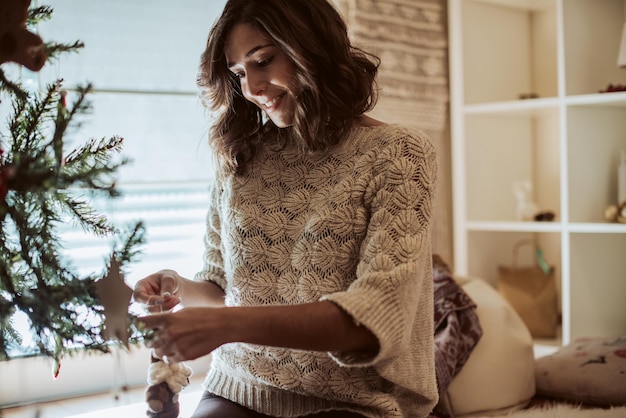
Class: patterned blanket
433,255,483,400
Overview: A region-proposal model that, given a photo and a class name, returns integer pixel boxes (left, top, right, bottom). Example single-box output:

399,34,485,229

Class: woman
135,0,438,416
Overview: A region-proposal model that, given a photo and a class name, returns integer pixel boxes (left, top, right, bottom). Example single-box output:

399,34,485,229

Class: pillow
437,276,536,417
535,336,626,406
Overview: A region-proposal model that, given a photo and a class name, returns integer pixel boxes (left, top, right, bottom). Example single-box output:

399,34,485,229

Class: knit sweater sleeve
321,128,437,368
193,178,227,291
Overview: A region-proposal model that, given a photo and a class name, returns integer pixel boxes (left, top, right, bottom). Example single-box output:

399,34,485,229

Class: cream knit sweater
194,125,438,417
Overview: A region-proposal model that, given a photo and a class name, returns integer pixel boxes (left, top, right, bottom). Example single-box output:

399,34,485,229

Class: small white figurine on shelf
513,180,539,221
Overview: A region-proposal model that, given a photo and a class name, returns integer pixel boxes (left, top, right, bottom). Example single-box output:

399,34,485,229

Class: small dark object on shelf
599,83,626,93
534,211,555,222
518,93,539,100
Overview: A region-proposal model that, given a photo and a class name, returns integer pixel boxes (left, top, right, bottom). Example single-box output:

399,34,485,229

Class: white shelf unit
449,0,626,347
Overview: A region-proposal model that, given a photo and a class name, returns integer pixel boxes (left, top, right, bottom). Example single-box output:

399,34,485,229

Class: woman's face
224,23,298,128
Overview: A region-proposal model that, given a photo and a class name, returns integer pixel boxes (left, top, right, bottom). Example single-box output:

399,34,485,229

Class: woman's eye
257,57,273,68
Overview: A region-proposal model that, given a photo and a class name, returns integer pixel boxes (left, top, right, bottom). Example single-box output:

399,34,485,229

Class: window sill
1,375,205,418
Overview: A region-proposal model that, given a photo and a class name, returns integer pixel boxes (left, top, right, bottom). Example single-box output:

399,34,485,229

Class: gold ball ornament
604,204,618,222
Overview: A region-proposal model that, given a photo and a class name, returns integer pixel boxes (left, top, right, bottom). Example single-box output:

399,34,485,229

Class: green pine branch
0,4,145,363
45,40,85,62
27,5,54,26
0,68,28,102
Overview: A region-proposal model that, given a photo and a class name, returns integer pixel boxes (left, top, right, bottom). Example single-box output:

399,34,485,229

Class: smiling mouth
263,93,285,112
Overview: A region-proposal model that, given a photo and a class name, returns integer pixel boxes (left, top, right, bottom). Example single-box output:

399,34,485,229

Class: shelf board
568,222,626,234
464,92,626,115
471,0,554,12
464,97,559,115
466,221,562,232
565,91,626,107
465,221,626,234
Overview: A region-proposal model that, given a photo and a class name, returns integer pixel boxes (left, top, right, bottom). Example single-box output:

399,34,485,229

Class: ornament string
144,294,192,418
111,344,129,403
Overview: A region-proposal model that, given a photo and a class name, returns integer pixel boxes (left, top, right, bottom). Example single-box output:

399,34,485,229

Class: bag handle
511,239,552,274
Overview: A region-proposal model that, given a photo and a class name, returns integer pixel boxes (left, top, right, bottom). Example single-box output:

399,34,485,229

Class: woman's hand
141,307,228,363
133,269,183,313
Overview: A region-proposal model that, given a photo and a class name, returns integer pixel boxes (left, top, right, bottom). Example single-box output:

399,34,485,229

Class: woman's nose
243,72,266,98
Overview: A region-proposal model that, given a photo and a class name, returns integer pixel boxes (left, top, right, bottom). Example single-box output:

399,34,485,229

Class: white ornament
147,359,193,394
513,180,539,221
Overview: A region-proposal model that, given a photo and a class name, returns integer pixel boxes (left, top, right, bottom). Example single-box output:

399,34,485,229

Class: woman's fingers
140,321,182,362
133,271,182,310
141,314,173,360
160,293,182,311
160,274,181,298
132,286,151,304
140,307,220,362
139,313,166,330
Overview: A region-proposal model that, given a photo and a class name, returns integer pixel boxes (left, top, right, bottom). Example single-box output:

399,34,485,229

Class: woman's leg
190,391,270,418
190,391,366,418
303,411,366,417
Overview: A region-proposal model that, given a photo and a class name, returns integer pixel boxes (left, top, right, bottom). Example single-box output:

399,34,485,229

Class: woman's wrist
179,279,226,308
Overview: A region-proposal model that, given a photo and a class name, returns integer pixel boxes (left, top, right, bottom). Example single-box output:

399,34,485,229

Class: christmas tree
0,1,145,364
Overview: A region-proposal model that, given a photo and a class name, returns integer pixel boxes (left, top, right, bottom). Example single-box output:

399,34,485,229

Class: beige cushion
535,336,626,406
439,276,536,417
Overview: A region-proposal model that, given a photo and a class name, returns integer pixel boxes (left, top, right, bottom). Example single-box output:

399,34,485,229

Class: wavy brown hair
197,0,380,175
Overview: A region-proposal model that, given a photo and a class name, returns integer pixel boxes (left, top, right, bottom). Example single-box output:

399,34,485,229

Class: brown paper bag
497,241,558,338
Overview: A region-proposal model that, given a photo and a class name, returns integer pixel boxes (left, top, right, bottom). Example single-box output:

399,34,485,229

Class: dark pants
190,391,367,418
